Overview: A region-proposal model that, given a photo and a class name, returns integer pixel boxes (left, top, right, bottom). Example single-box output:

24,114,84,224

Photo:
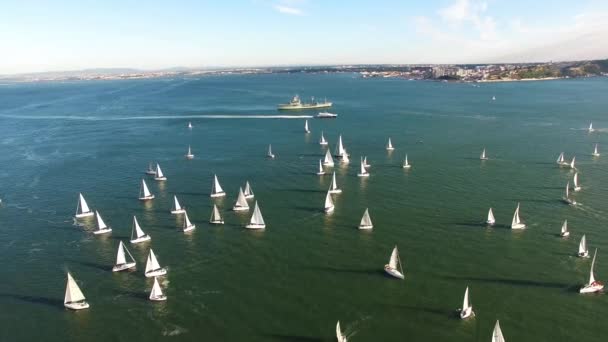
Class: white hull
186,155,194,160
574,186,581,192
244,195,254,199
154,176,167,181
561,232,570,237
145,268,167,278
170,209,186,215
579,252,590,258
183,224,196,232
320,142,328,145
65,301,90,310
93,228,112,235
359,225,373,230
112,262,136,272
75,212,94,218
384,265,404,279
150,294,167,301
145,170,156,175
130,235,151,244
480,157,489,160
580,283,604,293
592,153,600,157
328,189,342,194
210,192,226,198
233,206,249,212
357,173,370,177
386,147,394,151
487,219,495,225
460,307,474,319
322,162,334,167
246,223,266,229
563,198,577,205
325,207,335,213
139,195,155,201
511,223,526,229
403,165,411,169
210,219,225,224
317,170,325,175
267,154,275,159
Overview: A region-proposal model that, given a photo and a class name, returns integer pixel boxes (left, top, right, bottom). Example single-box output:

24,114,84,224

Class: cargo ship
278,95,332,110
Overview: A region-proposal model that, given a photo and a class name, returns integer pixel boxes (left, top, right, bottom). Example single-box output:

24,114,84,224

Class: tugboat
278,95,332,110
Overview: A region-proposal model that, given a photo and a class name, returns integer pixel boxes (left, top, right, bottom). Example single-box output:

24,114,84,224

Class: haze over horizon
2,0,608,75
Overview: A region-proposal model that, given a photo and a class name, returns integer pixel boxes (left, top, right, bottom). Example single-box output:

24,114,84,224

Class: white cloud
438,0,496,41
274,5,303,15
271,0,306,16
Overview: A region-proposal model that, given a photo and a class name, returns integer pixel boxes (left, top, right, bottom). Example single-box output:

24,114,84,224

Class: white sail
320,131,328,145
492,320,505,342
141,179,152,198
249,201,265,226
244,181,254,198
589,122,594,132
403,154,410,168
188,121,192,129
487,208,495,224
132,216,146,239
184,211,194,228
116,241,127,265
511,203,524,228
565,182,570,198
359,208,372,228
324,191,334,211
363,156,369,167
212,174,224,195
173,196,182,211
561,220,568,235
305,120,310,133
96,211,107,230
579,235,588,255
358,157,368,176
389,246,399,270
336,321,346,342
594,144,600,156
234,187,249,210
323,149,334,166
65,272,86,304
155,163,165,178
210,204,223,223
329,172,340,192
589,249,597,284
570,156,576,169
462,287,470,311
267,144,274,157
78,193,91,214
480,148,487,160
335,135,346,157
150,277,164,299
146,249,162,274
573,173,579,188
341,151,350,163
386,137,394,150
318,159,325,174
557,152,565,164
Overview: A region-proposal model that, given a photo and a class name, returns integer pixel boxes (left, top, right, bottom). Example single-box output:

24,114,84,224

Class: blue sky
1,0,607,74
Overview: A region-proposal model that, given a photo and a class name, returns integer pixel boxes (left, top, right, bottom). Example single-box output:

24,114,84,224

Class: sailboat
304,119,310,133
334,135,347,159
578,234,589,258
64,272,89,310
267,144,275,159
328,172,342,194
210,174,226,198
209,204,224,224
75,193,94,218
579,248,604,293
363,156,371,168
402,154,411,169
154,163,167,181
589,122,594,133
185,146,194,159
244,181,255,199
340,150,350,164
182,210,196,232
171,195,186,214
480,148,489,160
130,216,151,244
233,187,250,211
246,201,266,229
358,208,373,229
592,143,600,157
336,321,347,342
145,162,157,175
384,246,404,279
139,179,155,201
357,157,369,177
94,211,112,235
562,182,576,205
386,137,395,151
149,277,167,301
319,131,328,145
560,219,570,237
491,320,505,342
569,156,576,170
188,121,193,129
573,173,581,191
145,249,167,277
112,241,137,272
323,149,335,167
510,203,525,229
459,286,474,319
486,208,496,225
557,152,566,166
492,95,496,101
324,191,335,213
317,159,326,175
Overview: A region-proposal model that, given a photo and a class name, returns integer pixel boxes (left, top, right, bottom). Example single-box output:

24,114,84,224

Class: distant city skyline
1,0,608,74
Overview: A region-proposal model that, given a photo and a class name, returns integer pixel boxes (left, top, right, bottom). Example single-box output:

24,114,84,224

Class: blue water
0,74,607,341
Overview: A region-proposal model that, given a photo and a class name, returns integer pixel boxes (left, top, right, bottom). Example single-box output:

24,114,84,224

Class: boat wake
0,114,313,121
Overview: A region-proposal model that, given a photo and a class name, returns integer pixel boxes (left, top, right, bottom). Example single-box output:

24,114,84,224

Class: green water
0,74,607,341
